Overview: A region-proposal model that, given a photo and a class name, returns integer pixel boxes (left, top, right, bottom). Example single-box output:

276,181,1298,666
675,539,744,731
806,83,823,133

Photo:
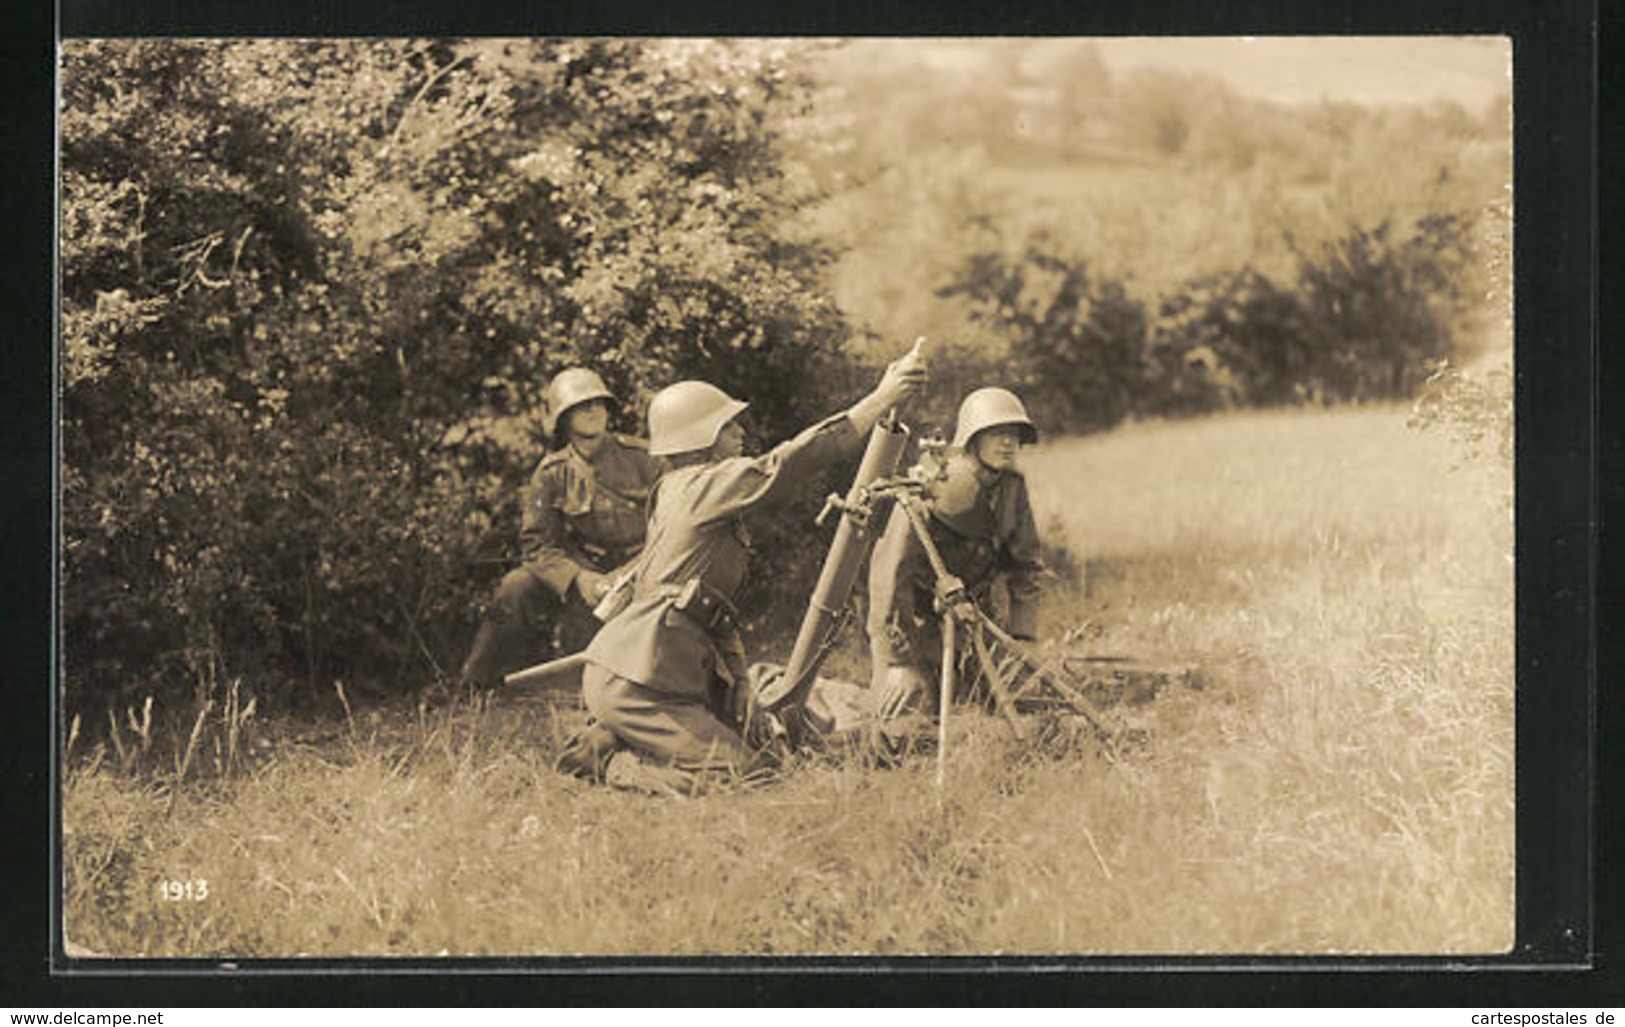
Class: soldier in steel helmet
865,387,1047,719
557,348,928,793
457,367,659,692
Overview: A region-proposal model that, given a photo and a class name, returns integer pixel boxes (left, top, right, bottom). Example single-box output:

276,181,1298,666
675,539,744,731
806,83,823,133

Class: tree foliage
938,242,1146,432
800,41,1509,368
940,213,1475,432
61,39,854,711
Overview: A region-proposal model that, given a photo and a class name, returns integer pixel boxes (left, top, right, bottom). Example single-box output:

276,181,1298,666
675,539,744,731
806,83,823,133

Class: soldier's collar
570,434,608,461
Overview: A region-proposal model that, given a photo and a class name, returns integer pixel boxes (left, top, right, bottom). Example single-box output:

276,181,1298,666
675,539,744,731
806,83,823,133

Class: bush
939,239,1148,434
1407,358,1513,466
61,39,859,715
1289,217,1465,402
936,212,1478,437
1143,267,1304,415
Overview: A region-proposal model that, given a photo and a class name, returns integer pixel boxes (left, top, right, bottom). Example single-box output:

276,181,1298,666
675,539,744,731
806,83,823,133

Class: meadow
62,403,1513,958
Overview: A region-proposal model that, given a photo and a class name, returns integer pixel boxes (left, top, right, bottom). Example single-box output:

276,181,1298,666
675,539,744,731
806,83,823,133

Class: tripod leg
970,619,1027,741
937,609,954,789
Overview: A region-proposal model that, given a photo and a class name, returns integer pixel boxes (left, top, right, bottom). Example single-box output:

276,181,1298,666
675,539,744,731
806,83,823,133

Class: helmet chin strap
705,416,745,460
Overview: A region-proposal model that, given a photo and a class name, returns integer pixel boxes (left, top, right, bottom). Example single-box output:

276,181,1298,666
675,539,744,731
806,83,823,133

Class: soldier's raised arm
660,345,929,525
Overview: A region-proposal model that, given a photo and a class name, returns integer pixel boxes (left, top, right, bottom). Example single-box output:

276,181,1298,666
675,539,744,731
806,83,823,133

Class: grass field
62,404,1514,958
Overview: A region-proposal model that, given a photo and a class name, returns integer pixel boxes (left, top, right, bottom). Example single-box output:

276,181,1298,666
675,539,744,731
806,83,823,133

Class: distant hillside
788,39,1510,368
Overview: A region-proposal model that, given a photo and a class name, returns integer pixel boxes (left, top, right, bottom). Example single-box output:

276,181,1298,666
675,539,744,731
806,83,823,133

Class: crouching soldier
866,387,1046,719
559,349,928,794
458,368,659,692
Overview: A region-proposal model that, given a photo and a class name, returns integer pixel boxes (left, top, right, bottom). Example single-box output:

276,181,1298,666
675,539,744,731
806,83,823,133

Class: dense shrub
59,38,1500,721
1143,268,1303,415
61,39,858,714
1289,217,1467,401
938,212,1477,435
938,243,1146,433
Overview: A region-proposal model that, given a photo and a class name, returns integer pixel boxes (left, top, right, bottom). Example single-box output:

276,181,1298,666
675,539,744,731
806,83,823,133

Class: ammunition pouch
667,577,739,637
591,570,637,622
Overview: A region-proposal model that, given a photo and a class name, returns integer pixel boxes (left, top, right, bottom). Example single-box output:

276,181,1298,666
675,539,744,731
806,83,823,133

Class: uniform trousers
459,568,600,689
579,662,767,792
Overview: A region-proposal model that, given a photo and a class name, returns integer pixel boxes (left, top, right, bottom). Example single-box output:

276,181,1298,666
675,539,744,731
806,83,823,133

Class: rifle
503,651,588,695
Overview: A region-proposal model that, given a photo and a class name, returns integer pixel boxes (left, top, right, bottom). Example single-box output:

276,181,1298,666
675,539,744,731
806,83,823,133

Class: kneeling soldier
563,349,927,793
866,387,1046,719
458,368,659,692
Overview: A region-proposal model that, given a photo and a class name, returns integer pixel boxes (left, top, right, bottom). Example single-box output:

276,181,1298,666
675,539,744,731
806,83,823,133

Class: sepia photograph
57,35,1518,960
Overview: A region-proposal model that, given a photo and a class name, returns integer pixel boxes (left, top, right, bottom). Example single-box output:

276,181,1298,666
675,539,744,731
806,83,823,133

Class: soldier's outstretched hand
876,340,928,408
847,339,929,435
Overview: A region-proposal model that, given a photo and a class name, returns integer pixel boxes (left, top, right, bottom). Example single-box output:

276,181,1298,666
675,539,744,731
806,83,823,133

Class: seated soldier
866,387,1046,719
458,368,659,692
559,348,928,794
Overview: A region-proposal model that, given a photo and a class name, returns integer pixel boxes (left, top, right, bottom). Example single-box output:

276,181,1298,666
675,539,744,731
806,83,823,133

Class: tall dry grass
63,405,1513,957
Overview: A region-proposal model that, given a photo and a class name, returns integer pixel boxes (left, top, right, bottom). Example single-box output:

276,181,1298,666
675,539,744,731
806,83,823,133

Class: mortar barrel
761,416,909,710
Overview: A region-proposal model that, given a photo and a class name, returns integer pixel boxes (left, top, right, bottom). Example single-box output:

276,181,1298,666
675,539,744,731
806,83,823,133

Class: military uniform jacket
868,450,1045,664
521,433,659,598
585,414,863,697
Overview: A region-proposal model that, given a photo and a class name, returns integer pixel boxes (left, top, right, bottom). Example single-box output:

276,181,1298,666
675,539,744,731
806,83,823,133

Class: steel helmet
543,368,616,437
950,387,1038,449
646,381,750,457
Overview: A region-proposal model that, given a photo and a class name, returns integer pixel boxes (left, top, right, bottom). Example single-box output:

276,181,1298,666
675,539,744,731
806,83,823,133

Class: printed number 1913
158,878,208,902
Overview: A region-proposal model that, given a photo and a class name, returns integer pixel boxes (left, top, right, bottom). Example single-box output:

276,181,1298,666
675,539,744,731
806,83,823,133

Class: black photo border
3,0,1610,1007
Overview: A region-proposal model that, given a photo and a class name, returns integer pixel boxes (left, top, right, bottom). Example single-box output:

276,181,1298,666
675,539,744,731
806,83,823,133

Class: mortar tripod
815,470,1127,786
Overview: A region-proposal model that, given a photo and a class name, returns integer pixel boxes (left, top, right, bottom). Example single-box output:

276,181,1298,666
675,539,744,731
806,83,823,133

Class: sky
901,36,1511,114
1089,37,1510,111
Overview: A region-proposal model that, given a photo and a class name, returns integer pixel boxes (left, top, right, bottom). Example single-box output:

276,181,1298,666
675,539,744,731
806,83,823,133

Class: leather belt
661,578,739,636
